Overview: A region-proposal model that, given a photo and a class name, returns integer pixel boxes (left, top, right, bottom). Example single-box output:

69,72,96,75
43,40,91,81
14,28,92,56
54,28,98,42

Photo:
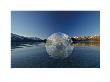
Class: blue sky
11,11,100,39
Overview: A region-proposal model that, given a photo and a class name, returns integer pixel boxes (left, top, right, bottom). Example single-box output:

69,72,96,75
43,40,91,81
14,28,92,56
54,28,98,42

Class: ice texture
45,32,74,59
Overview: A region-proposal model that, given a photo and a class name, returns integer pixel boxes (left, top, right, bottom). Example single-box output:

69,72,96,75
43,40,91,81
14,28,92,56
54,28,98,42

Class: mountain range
11,33,45,42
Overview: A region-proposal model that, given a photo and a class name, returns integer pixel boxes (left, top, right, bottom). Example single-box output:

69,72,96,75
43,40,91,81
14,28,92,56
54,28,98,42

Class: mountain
11,33,44,42
71,35,100,42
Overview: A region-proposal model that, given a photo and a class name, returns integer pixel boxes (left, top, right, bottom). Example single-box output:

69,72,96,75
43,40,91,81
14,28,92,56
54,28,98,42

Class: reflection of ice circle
45,32,74,59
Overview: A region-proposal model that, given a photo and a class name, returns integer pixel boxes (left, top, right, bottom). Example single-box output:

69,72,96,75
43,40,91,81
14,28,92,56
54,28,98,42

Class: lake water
11,42,100,68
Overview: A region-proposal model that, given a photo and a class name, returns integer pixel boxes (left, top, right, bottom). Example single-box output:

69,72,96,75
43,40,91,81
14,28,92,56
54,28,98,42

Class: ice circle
45,32,74,59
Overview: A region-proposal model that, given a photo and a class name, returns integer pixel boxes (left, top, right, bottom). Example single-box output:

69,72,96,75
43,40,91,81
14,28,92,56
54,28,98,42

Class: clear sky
11,11,100,39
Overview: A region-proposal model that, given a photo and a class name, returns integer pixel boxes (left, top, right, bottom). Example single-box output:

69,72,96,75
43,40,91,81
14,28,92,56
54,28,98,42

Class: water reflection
73,41,100,47
11,41,100,68
11,41,99,50
45,43,74,59
11,42,42,50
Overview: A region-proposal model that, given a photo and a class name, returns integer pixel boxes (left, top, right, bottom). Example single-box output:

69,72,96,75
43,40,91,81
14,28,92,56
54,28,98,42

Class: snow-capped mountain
11,33,43,42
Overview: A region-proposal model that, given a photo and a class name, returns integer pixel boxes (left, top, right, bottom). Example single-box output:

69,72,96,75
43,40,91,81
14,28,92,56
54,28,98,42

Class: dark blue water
11,42,100,68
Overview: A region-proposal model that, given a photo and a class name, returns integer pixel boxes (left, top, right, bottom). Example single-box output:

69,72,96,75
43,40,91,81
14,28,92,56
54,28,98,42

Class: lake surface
11,42,100,68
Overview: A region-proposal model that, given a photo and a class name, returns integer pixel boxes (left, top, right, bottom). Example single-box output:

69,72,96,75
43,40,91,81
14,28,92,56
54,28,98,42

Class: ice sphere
45,32,74,59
